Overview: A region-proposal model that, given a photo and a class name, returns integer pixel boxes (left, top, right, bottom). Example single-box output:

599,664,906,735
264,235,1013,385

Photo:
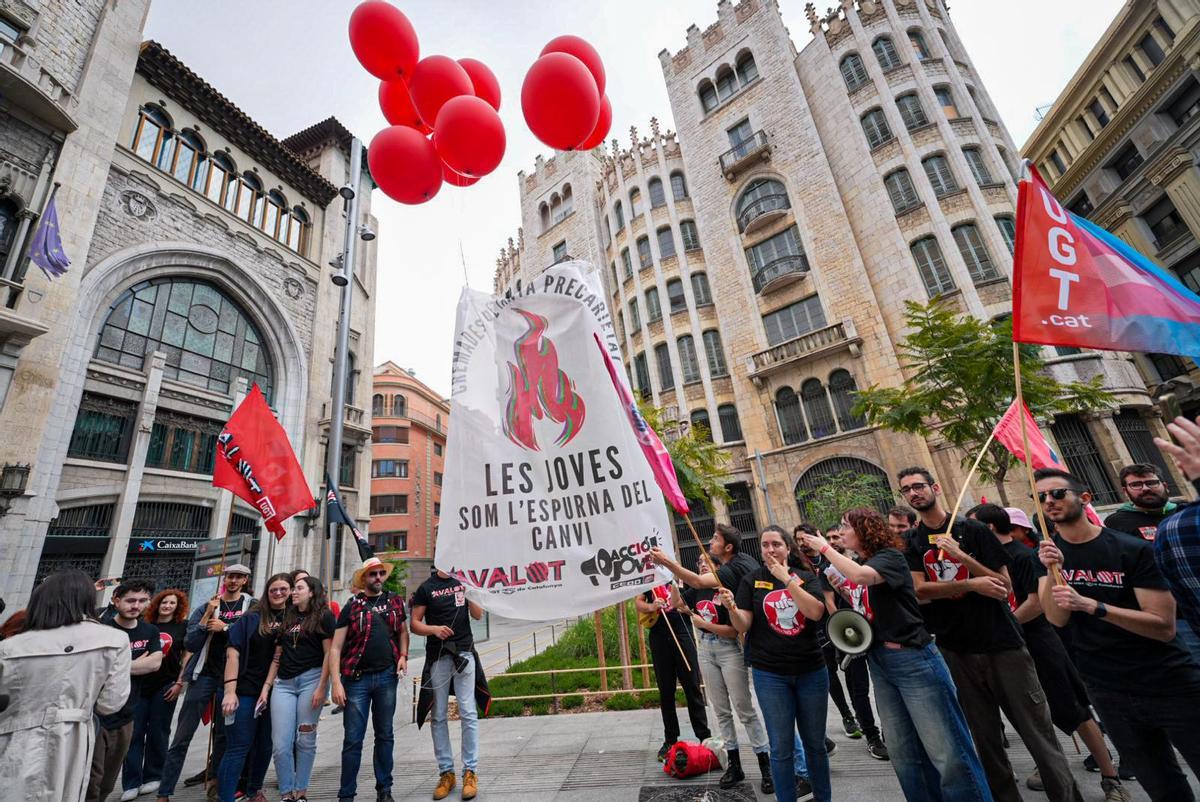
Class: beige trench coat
0,620,131,802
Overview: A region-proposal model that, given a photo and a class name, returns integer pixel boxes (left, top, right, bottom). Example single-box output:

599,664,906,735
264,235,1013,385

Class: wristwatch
1094,602,1108,618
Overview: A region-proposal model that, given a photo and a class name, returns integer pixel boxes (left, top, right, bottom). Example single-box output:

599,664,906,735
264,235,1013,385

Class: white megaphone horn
826,609,873,670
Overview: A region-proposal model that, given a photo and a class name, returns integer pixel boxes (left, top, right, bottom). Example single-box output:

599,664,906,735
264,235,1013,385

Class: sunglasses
1036,488,1073,502
366,570,388,578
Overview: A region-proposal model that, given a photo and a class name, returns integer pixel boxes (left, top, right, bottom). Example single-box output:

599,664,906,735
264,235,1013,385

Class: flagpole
14,182,61,282
938,427,999,560
1012,342,1064,586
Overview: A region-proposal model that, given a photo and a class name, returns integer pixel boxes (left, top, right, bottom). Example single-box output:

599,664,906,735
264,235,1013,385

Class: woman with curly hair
121,589,190,800
797,509,991,802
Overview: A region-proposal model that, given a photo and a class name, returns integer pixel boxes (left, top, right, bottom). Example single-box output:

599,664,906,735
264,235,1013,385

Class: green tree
382,559,409,595
852,299,1114,504
637,399,731,512
797,470,893,530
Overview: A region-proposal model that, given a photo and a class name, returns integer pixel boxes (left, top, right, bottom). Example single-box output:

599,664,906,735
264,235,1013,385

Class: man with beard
1105,464,1180,543
1036,467,1200,802
898,467,1082,802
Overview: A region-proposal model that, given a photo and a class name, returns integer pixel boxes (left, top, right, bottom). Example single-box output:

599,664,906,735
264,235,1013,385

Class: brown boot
432,771,456,800
462,770,478,800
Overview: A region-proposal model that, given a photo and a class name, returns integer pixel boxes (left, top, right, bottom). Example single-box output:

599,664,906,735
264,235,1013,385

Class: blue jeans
338,669,399,799
430,654,478,773
270,668,323,794
751,666,831,802
216,695,272,802
158,674,225,797
867,643,992,802
121,689,177,791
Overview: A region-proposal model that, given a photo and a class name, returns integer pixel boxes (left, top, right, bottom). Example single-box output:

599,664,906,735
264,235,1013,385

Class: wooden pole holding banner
937,427,1000,560
616,601,633,690
593,611,608,692
1012,342,1064,586
637,621,650,687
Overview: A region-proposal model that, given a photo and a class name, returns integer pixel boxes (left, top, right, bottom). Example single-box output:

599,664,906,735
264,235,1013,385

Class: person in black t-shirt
968,503,1130,797
721,525,831,802
411,570,485,801
88,579,161,802
261,575,334,802
1036,467,1200,802
1104,464,1181,543
798,508,990,802
634,580,711,768
122,589,190,800
898,467,1082,802
330,558,408,802
218,573,291,802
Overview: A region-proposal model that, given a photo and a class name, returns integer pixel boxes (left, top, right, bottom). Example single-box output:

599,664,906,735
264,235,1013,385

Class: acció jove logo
580,533,660,589
502,308,586,452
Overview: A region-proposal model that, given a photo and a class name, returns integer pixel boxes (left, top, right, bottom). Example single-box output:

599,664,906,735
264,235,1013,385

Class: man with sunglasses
1035,467,1200,802
330,557,408,802
1105,464,1180,543
898,467,1082,802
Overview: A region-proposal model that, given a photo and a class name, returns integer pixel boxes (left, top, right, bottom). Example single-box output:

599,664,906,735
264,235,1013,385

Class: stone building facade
0,21,378,605
369,361,448,587
495,0,1173,536
1023,0,1200,440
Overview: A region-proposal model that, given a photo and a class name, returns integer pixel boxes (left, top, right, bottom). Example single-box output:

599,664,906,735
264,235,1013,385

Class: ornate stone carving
283,277,304,300
119,190,157,221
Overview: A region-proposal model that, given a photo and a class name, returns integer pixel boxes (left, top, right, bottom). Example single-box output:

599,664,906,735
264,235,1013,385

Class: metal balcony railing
719,130,771,179
737,193,791,233
750,253,809,294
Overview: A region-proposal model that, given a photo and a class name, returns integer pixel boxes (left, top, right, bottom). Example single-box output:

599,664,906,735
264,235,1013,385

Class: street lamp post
321,137,365,587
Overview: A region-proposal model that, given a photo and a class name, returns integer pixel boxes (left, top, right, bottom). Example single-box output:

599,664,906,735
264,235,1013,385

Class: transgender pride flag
1012,164,1200,356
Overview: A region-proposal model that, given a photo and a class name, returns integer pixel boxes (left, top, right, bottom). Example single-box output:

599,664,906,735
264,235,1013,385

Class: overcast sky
143,0,1124,398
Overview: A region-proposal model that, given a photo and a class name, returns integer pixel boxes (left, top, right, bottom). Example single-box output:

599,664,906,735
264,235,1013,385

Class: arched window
896,92,928,130
995,214,1016,253
921,154,958,196
952,222,1000,283
884,169,920,213
671,171,689,200
613,200,625,231
0,199,18,267
736,51,759,85
678,335,701,383
549,192,562,223
702,329,727,376
621,247,633,278
829,369,865,430
802,378,837,438
539,202,550,231
718,403,743,442
372,394,385,416
645,287,662,322
393,394,407,417
908,29,931,60
262,190,287,239
131,105,173,166
962,146,993,185
716,67,738,101
840,53,868,91
636,236,652,268
204,151,236,207
680,219,701,251
736,178,791,231
795,457,892,520
873,36,902,70
287,206,310,255
776,387,808,445
171,130,205,186
234,172,263,225
648,177,666,208
691,273,712,306
629,187,642,218
911,236,956,297
690,409,713,442
698,80,718,113
628,298,641,330
562,183,573,214
654,343,674,389
95,277,275,400
666,278,686,313
657,226,676,259
861,108,893,149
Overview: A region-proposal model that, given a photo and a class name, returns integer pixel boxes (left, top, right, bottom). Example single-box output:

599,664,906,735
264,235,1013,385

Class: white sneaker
138,782,160,795
119,790,138,802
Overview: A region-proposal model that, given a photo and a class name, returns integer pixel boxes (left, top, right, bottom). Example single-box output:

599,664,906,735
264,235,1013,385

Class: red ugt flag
212,385,312,539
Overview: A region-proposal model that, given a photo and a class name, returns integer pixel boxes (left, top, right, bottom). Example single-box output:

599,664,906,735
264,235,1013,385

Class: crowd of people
3,416,1200,802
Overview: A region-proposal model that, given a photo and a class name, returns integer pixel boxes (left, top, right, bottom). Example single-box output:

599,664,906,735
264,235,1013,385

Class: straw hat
351,557,393,591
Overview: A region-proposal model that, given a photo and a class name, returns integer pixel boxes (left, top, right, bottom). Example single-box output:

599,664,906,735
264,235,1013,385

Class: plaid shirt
1154,480,1200,635
340,590,406,677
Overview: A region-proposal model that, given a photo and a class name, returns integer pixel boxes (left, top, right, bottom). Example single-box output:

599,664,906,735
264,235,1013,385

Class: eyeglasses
1123,479,1163,490
1036,488,1073,502
367,570,388,578
899,482,931,495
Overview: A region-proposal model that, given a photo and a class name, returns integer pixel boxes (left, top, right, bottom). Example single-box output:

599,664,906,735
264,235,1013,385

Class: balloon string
459,239,469,288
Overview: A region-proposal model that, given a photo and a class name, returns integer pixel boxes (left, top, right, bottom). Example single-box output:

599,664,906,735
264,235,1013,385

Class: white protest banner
435,261,676,619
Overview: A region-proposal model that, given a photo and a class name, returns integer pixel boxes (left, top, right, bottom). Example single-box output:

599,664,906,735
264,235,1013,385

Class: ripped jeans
270,667,322,794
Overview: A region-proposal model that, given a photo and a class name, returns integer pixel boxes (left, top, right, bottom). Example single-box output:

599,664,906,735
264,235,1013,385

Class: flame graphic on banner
502,308,586,451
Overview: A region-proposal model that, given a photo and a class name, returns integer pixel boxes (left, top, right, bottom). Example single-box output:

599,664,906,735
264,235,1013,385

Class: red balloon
458,58,502,111
409,55,474,128
443,161,481,187
434,96,506,177
521,53,601,151
576,95,612,151
368,126,443,204
348,1,419,81
540,35,606,96
378,80,432,134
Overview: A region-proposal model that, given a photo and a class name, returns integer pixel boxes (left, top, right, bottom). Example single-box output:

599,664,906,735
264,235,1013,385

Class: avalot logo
502,308,586,451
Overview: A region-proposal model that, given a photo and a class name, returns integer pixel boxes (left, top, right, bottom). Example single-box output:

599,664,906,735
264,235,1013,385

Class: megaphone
826,609,873,669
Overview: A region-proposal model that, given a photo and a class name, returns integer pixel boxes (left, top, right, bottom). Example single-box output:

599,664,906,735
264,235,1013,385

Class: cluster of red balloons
348,1,506,204
522,36,612,152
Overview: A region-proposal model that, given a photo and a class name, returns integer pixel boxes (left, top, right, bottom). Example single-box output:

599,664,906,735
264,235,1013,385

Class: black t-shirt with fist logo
735,566,824,675
905,516,1024,654
683,586,730,631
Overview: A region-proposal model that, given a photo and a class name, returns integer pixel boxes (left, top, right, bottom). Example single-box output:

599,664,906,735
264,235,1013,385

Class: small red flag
212,385,312,540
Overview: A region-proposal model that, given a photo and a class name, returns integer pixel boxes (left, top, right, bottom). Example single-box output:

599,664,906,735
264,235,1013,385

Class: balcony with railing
320,402,372,438
399,408,446,434
746,319,863,384
750,253,809,294
720,131,771,180
738,193,791,234
0,35,77,132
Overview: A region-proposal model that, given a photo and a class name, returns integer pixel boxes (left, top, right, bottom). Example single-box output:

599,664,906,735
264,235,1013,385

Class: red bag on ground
663,740,721,778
